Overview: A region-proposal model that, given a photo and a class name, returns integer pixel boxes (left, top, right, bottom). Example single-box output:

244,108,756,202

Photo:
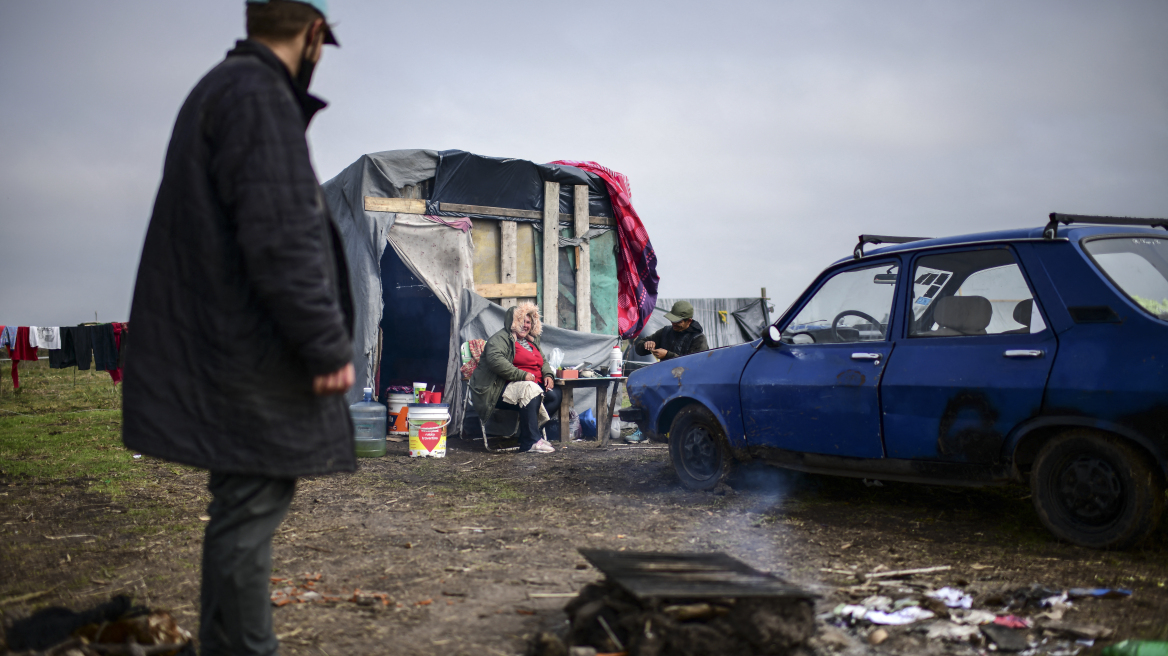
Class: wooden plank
542,181,560,327
476,282,538,299
500,220,518,309
440,202,541,220
437,202,613,226
364,197,426,213
574,185,591,333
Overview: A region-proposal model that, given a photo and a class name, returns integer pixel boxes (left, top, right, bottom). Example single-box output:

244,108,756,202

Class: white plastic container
408,403,449,458
349,388,387,458
386,393,414,435
609,344,623,377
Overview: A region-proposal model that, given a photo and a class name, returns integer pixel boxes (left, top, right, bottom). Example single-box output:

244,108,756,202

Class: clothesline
0,323,129,390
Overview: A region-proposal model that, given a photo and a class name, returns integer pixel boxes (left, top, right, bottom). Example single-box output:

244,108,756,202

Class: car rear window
1083,237,1168,321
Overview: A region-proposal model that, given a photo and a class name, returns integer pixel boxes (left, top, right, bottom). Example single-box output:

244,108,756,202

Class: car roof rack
854,234,931,260
1045,212,1168,239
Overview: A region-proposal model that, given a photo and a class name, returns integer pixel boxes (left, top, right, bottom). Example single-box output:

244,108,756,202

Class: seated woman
468,302,562,453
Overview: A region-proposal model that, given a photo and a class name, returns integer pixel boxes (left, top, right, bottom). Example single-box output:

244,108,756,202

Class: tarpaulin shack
321,149,658,430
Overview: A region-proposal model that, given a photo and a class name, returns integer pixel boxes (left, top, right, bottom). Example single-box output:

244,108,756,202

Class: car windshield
1084,236,1168,321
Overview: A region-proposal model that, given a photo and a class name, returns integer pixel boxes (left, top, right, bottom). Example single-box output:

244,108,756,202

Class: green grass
0,358,148,497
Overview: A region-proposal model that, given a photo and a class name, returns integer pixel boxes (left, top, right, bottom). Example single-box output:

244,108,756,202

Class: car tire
669,405,732,491
1031,430,1165,550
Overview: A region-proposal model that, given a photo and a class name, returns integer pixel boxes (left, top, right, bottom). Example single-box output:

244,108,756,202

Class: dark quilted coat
123,40,356,477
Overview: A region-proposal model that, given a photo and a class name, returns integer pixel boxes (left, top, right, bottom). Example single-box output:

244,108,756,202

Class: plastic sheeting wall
647,297,770,348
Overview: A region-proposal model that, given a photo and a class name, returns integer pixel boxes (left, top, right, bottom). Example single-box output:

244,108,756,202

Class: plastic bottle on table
609,344,623,377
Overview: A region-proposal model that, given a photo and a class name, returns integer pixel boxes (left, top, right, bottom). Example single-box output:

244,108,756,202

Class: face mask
295,53,316,92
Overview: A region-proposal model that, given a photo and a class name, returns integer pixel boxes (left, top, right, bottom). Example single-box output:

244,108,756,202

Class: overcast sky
2,1,1166,326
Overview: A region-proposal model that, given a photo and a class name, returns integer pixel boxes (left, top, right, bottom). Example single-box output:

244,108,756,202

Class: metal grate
578,549,815,601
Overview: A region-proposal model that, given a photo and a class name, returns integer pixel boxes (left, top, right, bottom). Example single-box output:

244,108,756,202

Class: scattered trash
1102,640,1168,655
927,586,973,609
925,621,982,643
981,623,1030,652
994,615,1031,629
868,628,889,645
1067,587,1132,600
268,573,392,608
132,454,142,459
862,479,884,487
866,607,935,625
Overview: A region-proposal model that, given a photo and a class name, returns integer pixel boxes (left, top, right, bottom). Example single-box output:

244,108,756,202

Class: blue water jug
350,387,387,457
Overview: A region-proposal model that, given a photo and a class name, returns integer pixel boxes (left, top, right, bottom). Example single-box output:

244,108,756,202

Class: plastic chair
460,339,525,453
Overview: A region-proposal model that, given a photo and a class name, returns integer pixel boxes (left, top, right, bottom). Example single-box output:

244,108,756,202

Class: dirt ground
3,435,1167,655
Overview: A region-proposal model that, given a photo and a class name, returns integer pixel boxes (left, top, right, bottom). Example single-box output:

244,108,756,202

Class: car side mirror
761,325,783,348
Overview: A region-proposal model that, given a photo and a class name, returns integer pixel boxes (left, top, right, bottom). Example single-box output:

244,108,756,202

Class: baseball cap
247,0,339,46
664,301,694,323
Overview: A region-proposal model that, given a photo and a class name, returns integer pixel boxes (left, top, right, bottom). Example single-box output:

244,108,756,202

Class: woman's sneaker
530,439,556,453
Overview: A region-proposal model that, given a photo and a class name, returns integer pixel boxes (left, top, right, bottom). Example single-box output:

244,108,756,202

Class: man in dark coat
634,300,709,361
123,2,351,654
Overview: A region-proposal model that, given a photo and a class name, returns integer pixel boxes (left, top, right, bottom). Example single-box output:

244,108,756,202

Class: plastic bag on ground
580,408,597,437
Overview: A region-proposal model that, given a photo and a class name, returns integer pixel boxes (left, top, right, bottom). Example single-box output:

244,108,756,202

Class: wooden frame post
542,181,560,327
500,220,518,309
574,185,591,333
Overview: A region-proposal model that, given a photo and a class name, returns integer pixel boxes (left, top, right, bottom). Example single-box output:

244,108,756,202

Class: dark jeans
200,473,296,656
496,387,561,452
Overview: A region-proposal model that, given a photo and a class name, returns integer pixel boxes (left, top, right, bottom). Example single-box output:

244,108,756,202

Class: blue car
621,214,1168,549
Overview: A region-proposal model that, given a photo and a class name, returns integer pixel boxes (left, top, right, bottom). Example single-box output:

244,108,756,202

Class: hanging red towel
109,323,125,383
8,327,38,390
547,160,659,339
10,327,38,361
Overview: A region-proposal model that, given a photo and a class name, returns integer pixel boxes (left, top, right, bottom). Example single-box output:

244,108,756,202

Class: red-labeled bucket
407,403,449,458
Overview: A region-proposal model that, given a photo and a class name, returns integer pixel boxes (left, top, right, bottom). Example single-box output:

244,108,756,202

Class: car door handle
1004,349,1044,358
851,353,882,361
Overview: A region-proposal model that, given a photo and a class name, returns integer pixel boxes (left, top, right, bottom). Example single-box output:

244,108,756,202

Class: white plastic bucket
408,403,449,458
386,393,414,435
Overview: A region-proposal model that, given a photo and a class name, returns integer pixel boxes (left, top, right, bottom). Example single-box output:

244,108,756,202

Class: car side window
782,263,898,344
909,248,1046,337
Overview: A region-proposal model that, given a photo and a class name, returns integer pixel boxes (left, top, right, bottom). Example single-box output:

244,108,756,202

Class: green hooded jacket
469,304,554,425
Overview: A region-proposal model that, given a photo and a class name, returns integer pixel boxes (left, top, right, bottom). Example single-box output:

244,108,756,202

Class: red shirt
512,340,544,379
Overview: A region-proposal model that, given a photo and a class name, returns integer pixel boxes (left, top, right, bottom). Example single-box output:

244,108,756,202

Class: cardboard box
557,368,579,380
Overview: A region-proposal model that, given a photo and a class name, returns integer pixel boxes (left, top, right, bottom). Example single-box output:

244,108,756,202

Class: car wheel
1031,430,1165,549
669,405,732,491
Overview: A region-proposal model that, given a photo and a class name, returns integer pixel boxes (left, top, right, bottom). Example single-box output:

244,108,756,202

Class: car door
879,245,1058,462
740,259,902,458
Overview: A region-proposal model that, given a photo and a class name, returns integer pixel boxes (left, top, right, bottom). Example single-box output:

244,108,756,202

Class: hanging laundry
90,324,119,371
70,325,94,370
0,326,16,350
10,327,38,361
30,326,62,350
117,322,129,370
8,327,38,390
109,323,126,383
49,327,79,369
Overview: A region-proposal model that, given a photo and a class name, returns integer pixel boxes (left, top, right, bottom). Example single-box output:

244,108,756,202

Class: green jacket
469,305,554,426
